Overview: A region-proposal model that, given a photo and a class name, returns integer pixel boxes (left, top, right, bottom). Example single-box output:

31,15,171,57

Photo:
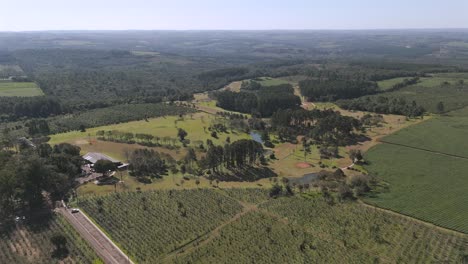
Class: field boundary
379,139,468,160
360,200,468,236
58,207,134,264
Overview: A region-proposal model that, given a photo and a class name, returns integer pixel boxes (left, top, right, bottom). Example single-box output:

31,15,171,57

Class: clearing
0,81,44,97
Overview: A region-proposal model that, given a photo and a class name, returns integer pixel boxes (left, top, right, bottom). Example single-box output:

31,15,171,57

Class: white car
71,208,80,213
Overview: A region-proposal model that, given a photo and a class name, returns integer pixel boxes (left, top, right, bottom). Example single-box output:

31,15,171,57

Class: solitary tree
177,128,188,141
94,160,116,175
51,233,69,258
349,149,363,163
436,101,445,114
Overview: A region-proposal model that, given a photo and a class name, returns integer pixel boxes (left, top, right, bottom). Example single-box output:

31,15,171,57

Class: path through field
58,207,133,264
379,139,468,160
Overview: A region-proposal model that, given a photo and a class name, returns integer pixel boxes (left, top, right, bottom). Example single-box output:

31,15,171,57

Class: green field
255,77,292,86
377,77,412,90
383,107,468,157
364,143,468,233
0,81,44,97
373,73,468,112
77,189,468,263
0,214,100,263
49,112,250,147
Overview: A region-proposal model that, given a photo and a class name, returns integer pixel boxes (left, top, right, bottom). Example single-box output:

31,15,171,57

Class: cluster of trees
199,139,264,172
215,84,301,117
25,119,50,136
337,96,425,117
129,149,168,179
96,130,182,149
271,108,362,146
0,143,83,218
299,79,378,101
198,67,251,89
47,103,194,135
383,77,420,92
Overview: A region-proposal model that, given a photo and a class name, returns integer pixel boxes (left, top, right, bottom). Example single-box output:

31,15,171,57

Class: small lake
250,131,263,144
288,173,318,185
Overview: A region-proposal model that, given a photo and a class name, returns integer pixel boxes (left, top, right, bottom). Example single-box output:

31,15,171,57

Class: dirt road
58,208,133,264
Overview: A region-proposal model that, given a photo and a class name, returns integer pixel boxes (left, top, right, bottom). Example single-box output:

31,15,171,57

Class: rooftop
82,152,120,164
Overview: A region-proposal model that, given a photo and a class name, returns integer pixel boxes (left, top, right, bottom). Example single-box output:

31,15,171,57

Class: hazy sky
1,0,467,31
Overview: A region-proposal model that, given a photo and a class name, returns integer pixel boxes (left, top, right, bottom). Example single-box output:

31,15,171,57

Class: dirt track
58,208,133,264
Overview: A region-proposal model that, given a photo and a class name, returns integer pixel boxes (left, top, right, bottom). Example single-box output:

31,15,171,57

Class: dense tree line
215,84,301,117
337,96,425,117
0,97,65,122
271,108,362,146
199,139,264,172
299,79,378,101
0,143,83,218
383,77,420,92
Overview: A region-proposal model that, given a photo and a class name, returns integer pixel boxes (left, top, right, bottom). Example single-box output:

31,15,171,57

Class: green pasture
374,73,468,112
383,107,468,157
377,77,413,90
0,81,44,97
255,77,292,86
49,112,250,147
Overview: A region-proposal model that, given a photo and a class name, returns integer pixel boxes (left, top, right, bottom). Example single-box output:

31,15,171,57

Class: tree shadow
210,166,277,182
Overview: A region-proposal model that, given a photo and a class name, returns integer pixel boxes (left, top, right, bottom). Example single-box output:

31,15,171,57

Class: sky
1,0,467,31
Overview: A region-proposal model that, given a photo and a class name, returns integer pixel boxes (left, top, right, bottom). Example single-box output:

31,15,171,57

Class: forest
215,84,301,116
299,79,378,101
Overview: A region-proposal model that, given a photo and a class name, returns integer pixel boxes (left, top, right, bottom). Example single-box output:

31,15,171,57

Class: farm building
82,152,122,166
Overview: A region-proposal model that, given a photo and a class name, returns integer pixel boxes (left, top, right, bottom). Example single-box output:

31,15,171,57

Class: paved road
58,208,133,264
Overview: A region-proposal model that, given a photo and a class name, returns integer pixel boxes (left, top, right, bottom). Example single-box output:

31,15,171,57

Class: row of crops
76,189,244,263
77,189,467,263
0,214,100,263
259,197,468,263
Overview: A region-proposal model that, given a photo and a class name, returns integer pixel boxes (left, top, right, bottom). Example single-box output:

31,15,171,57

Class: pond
250,131,263,144
288,173,318,185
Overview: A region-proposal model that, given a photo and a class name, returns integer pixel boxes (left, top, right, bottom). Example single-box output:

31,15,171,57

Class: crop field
0,81,44,97
374,73,468,112
75,189,467,263
168,195,468,263
49,112,250,148
364,143,468,233
76,189,244,263
0,214,100,263
383,107,468,157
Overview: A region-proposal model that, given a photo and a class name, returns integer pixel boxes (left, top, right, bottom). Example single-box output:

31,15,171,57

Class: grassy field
383,107,468,157
377,77,413,90
49,112,250,150
0,214,100,263
374,72,468,112
364,143,468,233
78,189,467,263
0,81,44,97
77,170,274,196
254,77,292,86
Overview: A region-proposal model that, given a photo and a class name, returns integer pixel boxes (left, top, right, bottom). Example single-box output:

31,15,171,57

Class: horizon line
1,27,468,33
